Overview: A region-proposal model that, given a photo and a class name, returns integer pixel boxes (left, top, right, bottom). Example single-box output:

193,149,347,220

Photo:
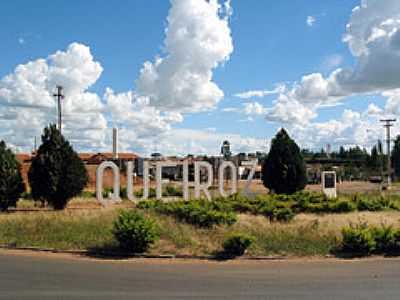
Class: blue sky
0,0,399,155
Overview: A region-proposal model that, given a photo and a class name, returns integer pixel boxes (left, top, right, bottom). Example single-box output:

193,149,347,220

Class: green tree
262,128,307,194
366,145,380,172
339,146,346,159
28,125,88,209
392,135,400,179
0,141,25,211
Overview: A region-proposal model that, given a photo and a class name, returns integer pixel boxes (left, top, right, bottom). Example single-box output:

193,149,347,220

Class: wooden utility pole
380,119,396,187
53,86,64,134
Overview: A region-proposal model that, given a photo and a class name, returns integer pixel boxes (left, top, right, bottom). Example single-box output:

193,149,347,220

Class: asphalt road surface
0,251,399,299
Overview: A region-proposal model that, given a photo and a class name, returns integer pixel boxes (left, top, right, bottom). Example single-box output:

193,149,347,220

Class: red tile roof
14,152,139,164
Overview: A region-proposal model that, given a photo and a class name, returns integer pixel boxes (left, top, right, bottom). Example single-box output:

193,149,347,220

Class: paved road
0,251,399,299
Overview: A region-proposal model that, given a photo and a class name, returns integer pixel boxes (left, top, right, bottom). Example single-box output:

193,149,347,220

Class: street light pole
53,86,64,134
380,119,396,187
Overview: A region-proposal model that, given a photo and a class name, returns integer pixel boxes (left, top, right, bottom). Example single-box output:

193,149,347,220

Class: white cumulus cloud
234,84,285,99
0,43,106,151
136,0,233,113
307,16,316,27
0,0,243,156
259,0,400,145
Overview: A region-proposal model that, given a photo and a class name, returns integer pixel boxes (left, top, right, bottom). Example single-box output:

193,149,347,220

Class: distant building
221,140,232,159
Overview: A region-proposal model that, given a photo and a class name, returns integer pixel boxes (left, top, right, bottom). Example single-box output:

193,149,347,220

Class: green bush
101,187,153,199
223,234,255,257
372,225,399,253
273,207,295,222
341,224,400,256
164,185,183,197
28,125,88,209
139,192,399,228
329,200,357,213
341,224,376,255
79,190,96,198
163,200,237,228
138,199,237,228
113,210,159,253
0,141,25,211
134,188,157,198
356,198,386,211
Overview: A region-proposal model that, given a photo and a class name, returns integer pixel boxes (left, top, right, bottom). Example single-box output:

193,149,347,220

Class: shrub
138,199,237,228
329,200,357,213
341,224,376,255
79,190,96,198
273,207,295,222
262,128,307,194
113,210,159,253
357,198,386,211
134,188,157,198
164,201,237,228
137,199,164,210
28,125,88,209
372,225,399,253
0,141,25,211
164,185,183,197
223,234,255,257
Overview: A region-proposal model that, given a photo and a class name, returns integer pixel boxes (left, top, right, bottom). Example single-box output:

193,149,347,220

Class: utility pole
53,86,64,134
380,119,396,187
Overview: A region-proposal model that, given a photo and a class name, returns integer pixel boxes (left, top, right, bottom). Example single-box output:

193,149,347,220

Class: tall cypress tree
28,125,88,209
262,128,307,194
0,141,25,211
367,145,380,172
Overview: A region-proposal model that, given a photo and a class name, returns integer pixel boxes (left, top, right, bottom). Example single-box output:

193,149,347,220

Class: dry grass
1,207,399,257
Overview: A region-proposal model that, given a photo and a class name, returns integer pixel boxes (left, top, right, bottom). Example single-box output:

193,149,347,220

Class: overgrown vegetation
137,199,237,228
102,185,183,200
28,125,88,210
0,209,342,256
135,191,400,229
341,223,400,256
0,207,398,258
0,141,25,211
11,188,400,222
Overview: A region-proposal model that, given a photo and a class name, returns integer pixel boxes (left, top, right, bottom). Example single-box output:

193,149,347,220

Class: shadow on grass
83,244,239,261
84,244,146,260
212,249,244,261
330,247,400,259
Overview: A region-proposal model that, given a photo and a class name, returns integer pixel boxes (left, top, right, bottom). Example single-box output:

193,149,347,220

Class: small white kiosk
321,171,337,198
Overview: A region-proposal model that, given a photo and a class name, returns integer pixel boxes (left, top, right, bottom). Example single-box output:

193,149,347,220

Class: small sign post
322,171,337,198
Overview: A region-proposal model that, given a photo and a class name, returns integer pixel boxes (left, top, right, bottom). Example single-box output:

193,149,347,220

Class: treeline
302,136,400,181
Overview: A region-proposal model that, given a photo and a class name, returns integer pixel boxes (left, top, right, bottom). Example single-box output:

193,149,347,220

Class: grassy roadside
1,207,399,257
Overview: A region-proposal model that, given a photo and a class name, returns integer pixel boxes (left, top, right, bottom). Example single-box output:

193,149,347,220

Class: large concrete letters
96,159,258,204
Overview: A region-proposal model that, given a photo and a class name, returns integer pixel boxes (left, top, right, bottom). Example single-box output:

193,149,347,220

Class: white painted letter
219,161,237,197
126,160,150,201
243,159,258,196
194,161,213,200
183,160,190,200
96,161,121,206
156,161,178,200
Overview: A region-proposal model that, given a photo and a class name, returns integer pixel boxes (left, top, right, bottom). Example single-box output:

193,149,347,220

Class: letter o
219,161,237,197
96,161,121,206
